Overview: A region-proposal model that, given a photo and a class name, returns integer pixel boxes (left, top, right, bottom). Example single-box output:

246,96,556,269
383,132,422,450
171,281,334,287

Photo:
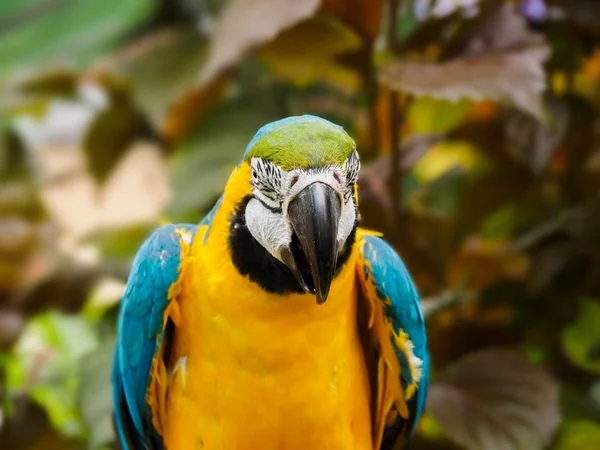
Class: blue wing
112,223,197,450
359,233,429,449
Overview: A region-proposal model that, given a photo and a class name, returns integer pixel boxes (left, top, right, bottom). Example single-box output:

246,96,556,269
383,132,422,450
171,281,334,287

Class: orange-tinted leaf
355,86,406,154
161,74,231,144
468,100,500,122
428,348,561,450
321,0,384,39
200,0,321,84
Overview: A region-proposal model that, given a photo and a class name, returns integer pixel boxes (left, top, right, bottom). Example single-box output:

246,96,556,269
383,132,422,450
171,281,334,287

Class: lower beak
285,182,341,304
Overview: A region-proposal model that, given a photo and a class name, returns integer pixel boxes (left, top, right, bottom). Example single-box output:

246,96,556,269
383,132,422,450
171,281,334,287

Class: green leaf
6,311,99,437
29,383,84,437
403,168,464,219
407,97,471,134
259,15,362,93
0,0,159,80
79,337,116,449
86,224,154,260
412,140,490,183
81,278,126,324
562,300,600,374
481,204,524,240
83,99,148,184
589,381,600,415
427,348,561,450
0,0,45,17
395,1,420,41
554,420,600,450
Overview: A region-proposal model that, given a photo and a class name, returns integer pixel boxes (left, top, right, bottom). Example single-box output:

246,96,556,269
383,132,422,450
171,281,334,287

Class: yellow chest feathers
159,171,371,448
163,237,372,449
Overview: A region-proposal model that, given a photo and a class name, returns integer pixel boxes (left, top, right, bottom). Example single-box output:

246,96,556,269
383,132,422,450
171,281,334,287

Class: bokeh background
1,0,600,448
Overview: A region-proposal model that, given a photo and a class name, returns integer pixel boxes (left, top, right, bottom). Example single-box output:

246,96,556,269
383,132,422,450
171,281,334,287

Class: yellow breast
161,164,373,450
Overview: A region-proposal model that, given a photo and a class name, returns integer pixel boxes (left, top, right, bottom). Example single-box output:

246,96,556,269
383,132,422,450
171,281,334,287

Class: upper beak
284,182,341,304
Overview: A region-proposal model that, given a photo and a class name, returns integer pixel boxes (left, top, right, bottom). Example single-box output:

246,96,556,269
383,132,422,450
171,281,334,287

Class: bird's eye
289,174,299,188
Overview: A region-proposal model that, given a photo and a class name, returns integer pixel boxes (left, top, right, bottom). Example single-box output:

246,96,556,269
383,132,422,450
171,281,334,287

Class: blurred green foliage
1,0,600,449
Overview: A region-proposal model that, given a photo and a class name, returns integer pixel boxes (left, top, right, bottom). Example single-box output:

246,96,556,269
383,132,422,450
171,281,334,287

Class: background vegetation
1,0,600,448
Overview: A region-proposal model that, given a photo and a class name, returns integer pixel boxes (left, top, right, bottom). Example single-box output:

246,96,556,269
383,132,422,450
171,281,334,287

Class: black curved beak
285,182,341,304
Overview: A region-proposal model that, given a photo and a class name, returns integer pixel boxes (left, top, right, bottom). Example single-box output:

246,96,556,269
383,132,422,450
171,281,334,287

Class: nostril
333,172,342,184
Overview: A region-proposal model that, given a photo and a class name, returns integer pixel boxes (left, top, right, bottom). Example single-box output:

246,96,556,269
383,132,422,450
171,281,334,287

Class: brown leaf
18,71,78,98
0,308,25,349
427,348,561,450
380,4,551,120
503,95,570,174
200,0,321,84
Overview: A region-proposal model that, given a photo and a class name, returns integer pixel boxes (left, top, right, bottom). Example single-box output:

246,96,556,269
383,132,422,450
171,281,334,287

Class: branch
387,0,401,228
421,290,476,320
512,193,600,252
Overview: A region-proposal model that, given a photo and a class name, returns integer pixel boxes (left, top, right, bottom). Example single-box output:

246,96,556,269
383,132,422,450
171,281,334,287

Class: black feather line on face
251,158,284,204
229,195,358,296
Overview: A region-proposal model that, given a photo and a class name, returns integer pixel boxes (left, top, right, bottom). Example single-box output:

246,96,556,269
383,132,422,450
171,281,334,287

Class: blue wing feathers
112,346,129,447
112,224,197,449
361,234,429,438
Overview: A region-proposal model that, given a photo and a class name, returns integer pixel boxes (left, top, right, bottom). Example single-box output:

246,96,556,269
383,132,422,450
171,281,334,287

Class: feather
357,231,430,449
112,224,197,449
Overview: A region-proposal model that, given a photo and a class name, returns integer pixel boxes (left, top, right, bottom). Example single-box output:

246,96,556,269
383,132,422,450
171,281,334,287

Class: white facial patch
283,167,346,213
338,196,356,247
283,163,358,250
246,152,361,261
250,157,287,209
245,198,291,262
342,150,360,201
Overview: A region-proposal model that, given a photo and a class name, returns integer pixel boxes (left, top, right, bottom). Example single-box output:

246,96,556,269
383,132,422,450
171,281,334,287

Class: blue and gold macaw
112,115,429,450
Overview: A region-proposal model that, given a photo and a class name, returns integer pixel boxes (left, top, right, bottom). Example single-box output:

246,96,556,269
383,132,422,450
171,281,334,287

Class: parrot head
236,115,360,304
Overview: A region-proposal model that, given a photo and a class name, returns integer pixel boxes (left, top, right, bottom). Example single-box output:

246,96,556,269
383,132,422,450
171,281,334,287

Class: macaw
112,115,429,450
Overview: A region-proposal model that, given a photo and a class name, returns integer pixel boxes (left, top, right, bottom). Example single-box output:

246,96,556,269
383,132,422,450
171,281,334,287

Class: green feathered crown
244,115,356,170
